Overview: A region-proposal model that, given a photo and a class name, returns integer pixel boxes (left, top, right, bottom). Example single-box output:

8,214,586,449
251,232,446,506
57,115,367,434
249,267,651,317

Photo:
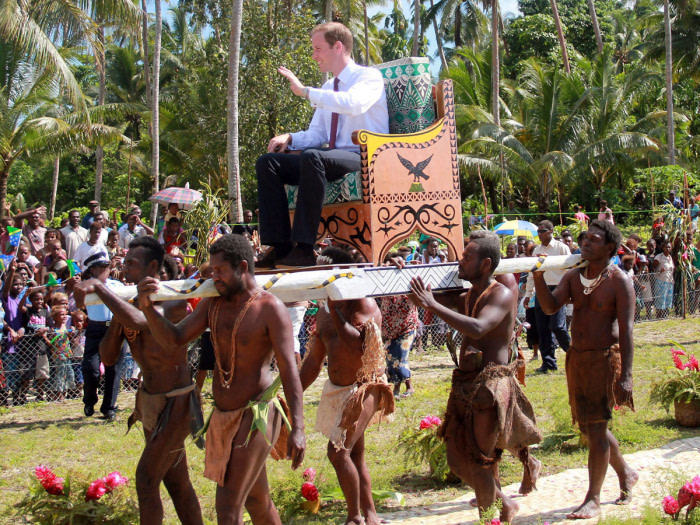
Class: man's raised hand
73,278,101,309
277,66,305,97
409,276,437,310
136,276,159,309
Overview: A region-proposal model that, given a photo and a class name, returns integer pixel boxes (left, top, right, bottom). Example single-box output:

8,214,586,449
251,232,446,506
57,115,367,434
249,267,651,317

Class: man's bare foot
566,499,601,519
345,516,365,525
468,497,477,507
518,457,541,495
615,468,639,505
500,497,520,523
364,511,387,525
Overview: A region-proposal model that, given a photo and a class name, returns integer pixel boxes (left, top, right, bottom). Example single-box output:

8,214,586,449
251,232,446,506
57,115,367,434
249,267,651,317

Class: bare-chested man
533,219,637,519
74,236,203,525
300,246,395,525
408,231,541,523
136,234,305,525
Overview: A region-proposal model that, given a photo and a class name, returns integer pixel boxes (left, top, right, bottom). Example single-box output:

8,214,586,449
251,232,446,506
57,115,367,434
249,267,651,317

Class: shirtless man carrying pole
408,231,541,523
74,236,203,525
137,234,306,525
533,219,637,519
300,247,395,525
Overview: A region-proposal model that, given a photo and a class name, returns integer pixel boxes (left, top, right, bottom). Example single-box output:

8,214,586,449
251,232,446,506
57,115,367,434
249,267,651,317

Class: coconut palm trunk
227,0,244,223
412,0,421,55
663,0,675,164
363,0,369,64
150,0,162,225
491,0,500,125
95,24,105,202
431,0,448,71
550,0,570,73
50,156,60,220
587,0,603,54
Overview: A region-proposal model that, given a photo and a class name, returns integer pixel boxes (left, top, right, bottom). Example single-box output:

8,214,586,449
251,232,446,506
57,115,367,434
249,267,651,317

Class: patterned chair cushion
287,57,435,209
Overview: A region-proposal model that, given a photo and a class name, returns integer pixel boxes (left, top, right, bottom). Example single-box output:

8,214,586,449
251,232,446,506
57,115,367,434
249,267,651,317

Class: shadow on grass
0,415,116,432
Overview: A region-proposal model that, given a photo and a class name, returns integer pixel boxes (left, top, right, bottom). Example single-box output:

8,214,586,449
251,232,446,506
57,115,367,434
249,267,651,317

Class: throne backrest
376,57,436,134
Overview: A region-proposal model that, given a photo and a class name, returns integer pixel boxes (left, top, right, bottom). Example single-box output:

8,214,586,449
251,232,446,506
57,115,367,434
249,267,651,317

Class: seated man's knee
300,149,324,170
256,154,276,177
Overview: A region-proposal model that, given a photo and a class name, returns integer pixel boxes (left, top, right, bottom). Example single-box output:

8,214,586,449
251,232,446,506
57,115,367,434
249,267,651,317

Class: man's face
90,204,100,214
29,212,40,228
124,246,150,283
166,220,179,235
506,244,516,258
243,211,253,223
458,242,485,282
69,211,80,228
517,238,526,253
427,240,439,256
580,227,613,261
311,32,340,74
210,252,244,300
663,242,672,255
127,215,137,229
537,226,553,245
562,234,573,248
647,240,656,253
168,203,179,215
90,226,102,243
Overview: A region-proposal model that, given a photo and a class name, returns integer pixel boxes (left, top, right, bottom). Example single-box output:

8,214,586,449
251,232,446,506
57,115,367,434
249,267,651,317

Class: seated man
256,22,388,268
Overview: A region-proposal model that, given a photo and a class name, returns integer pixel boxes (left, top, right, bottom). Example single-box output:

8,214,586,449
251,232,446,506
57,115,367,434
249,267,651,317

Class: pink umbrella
149,182,202,210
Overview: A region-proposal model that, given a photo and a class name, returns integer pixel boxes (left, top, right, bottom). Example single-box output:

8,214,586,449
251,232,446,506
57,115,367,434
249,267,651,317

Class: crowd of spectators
1,193,698,408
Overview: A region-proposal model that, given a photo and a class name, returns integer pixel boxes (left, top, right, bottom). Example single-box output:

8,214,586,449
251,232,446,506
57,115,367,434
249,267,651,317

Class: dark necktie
328,77,340,149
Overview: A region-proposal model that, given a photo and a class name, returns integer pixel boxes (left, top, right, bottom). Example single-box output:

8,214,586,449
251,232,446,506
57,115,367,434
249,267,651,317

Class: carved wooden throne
288,57,464,264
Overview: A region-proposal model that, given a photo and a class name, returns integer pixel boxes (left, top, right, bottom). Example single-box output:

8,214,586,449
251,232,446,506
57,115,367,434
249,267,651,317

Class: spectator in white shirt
73,223,109,270
60,209,88,259
256,21,388,268
524,220,571,373
117,212,153,250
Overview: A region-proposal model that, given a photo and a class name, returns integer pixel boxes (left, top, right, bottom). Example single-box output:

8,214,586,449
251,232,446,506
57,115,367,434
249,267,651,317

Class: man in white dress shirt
256,22,389,267
524,220,571,372
117,212,153,250
60,210,88,260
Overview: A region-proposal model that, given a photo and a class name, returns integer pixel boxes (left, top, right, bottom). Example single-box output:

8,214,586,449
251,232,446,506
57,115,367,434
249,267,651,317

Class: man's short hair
468,230,501,272
167,216,180,225
162,254,179,280
209,234,255,274
589,219,622,256
129,236,165,268
538,220,554,231
89,222,101,233
312,22,353,54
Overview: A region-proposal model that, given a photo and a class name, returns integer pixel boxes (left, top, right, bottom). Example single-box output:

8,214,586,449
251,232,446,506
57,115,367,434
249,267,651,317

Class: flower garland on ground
398,414,450,481
300,467,320,513
15,465,137,524
663,476,700,520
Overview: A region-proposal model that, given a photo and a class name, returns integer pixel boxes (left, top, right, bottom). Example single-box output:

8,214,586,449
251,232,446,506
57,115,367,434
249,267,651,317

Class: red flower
490,519,501,525
673,354,687,370
686,355,699,372
678,485,692,507
301,482,319,502
43,479,64,496
671,348,686,358
303,468,316,482
103,471,128,491
35,465,56,483
689,476,700,497
85,478,108,501
419,415,442,430
663,495,680,515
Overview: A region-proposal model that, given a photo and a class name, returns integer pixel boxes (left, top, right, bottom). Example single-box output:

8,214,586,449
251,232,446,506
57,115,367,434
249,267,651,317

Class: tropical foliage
0,0,698,223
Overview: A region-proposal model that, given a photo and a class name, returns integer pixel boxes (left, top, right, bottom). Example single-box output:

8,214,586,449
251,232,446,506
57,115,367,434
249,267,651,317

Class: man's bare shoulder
161,299,189,324
609,265,634,291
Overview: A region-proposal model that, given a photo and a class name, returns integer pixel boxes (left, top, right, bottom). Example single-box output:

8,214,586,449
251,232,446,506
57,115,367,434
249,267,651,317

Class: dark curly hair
209,234,255,274
589,219,622,257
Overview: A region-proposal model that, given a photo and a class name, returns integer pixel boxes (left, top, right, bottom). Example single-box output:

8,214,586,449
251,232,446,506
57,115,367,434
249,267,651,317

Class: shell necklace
579,264,611,295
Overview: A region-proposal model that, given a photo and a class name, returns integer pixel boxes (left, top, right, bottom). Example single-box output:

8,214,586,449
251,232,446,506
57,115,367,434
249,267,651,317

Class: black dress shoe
84,404,95,417
534,366,549,374
100,410,116,421
276,247,317,268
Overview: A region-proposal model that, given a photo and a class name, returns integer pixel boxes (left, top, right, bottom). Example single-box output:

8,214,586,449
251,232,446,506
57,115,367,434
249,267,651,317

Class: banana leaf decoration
243,375,292,446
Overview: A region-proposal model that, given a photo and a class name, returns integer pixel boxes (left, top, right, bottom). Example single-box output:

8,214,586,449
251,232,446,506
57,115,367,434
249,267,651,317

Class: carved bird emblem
397,153,433,183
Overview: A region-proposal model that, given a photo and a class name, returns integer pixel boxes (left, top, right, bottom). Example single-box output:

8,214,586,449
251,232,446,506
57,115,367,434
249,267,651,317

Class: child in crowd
635,255,654,320
44,305,74,401
69,310,86,399
20,289,50,401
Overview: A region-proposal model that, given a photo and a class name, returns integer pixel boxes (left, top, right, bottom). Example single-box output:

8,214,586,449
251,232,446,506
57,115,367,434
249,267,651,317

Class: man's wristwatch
303,87,309,99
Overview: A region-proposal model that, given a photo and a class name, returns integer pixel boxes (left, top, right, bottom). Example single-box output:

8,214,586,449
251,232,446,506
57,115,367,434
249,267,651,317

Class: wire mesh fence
1,277,698,408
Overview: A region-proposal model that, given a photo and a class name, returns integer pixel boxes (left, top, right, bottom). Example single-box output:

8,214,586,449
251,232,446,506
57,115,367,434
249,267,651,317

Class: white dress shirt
118,223,146,249
290,61,389,152
525,238,571,296
60,225,88,260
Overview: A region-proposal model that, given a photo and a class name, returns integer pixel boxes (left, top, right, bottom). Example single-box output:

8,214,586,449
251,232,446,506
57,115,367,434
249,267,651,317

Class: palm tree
587,0,603,54
550,0,570,73
150,0,162,224
490,0,500,125
228,0,244,222
663,0,675,163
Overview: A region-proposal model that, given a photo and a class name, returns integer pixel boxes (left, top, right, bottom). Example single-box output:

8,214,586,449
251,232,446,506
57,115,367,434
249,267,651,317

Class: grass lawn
1,318,698,524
